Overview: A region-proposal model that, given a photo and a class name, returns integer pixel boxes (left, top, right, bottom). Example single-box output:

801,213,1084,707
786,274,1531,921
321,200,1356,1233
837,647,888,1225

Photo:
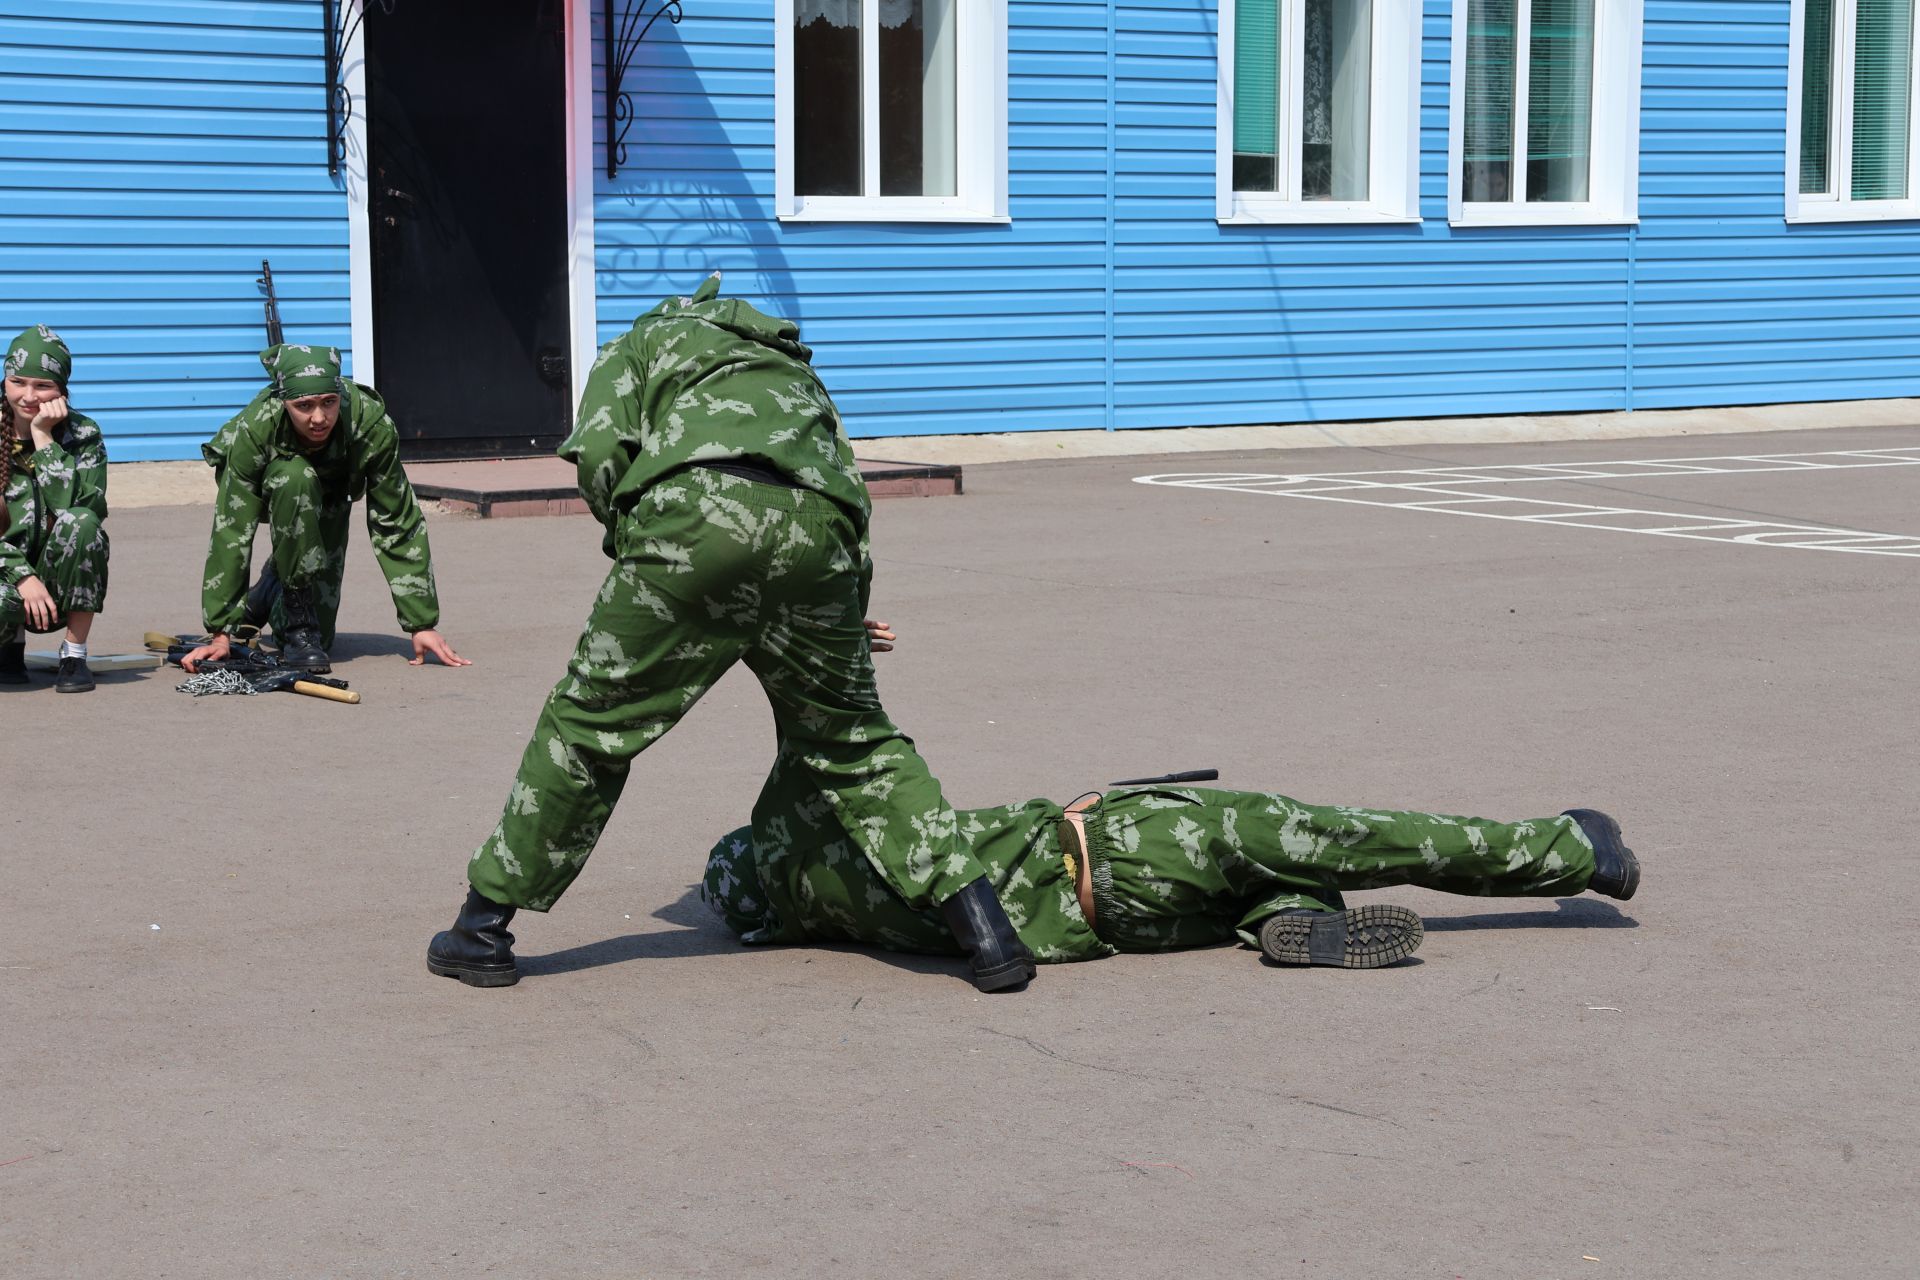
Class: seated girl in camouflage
702,759,1639,972
179,344,467,675
429,276,1037,993
1,326,109,694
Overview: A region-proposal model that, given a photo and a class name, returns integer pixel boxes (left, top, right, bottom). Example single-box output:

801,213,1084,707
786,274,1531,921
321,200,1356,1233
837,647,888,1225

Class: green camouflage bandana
5,325,72,391
261,343,343,400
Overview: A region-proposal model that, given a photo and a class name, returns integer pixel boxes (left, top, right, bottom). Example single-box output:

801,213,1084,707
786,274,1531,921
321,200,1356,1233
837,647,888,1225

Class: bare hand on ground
410,629,471,667
180,633,232,673
864,618,896,652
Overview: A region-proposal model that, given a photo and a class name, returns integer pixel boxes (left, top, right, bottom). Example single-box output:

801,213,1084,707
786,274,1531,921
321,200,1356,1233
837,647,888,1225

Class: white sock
60,640,88,660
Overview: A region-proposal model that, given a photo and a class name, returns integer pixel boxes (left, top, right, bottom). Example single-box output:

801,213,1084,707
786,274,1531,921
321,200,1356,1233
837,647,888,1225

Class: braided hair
0,393,14,536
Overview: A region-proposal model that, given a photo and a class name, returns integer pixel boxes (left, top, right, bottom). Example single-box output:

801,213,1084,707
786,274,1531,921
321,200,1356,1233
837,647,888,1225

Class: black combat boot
276,582,331,674
1258,904,1424,969
939,878,1036,992
242,561,282,631
1563,809,1640,901
54,654,93,693
427,887,520,988
0,634,26,685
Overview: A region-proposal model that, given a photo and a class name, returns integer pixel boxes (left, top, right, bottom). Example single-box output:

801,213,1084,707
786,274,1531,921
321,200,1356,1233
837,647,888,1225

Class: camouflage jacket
563,277,873,561
200,383,440,634
2,411,108,587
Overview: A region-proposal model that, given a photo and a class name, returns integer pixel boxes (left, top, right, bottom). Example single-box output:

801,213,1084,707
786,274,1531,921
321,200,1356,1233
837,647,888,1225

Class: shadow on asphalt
1421,898,1638,931
328,631,420,661
517,887,965,980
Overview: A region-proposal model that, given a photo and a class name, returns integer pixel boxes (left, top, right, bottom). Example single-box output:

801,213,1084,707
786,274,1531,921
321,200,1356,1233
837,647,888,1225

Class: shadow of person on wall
594,5,800,344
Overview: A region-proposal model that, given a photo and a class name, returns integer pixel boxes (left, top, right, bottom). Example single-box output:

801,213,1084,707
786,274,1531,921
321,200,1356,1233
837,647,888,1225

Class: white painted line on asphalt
1134,447,1920,558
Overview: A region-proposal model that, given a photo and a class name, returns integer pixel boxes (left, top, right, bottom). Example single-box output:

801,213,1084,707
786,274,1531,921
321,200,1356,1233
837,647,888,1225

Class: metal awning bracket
605,1,684,179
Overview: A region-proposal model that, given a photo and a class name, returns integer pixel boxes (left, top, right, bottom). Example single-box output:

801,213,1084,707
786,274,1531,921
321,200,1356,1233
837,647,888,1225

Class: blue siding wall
1109,0,1632,429
594,0,1115,436
0,0,350,462
1635,2,1920,408
603,0,1920,438
3,2,1915,458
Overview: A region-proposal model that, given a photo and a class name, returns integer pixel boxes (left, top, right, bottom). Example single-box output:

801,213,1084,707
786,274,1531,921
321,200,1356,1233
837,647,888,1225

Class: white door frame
340,0,598,411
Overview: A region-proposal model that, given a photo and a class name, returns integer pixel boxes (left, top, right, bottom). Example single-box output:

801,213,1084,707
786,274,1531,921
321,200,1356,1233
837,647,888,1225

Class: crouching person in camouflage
180,344,467,676
703,763,1640,972
428,275,1034,993
1,326,109,693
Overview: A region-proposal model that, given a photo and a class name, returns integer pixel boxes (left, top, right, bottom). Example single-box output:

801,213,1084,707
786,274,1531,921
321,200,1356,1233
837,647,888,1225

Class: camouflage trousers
469,469,973,913
702,785,1599,961
0,507,109,635
1085,787,1598,950
260,456,350,647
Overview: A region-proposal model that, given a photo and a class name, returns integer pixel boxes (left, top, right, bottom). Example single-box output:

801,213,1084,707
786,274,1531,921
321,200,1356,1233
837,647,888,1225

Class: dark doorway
364,0,573,458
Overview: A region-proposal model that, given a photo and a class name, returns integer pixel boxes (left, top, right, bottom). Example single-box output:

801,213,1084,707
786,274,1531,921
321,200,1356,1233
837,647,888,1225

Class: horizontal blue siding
592,0,1115,436
5,1,1917,459
596,0,1919,437
0,0,350,462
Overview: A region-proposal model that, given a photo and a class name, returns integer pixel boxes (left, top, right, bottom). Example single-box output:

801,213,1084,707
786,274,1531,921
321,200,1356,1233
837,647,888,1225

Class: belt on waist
1057,793,1100,927
694,459,802,489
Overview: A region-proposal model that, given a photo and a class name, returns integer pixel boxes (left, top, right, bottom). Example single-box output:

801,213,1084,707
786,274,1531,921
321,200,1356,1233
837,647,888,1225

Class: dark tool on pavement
1108,769,1220,786
163,644,359,704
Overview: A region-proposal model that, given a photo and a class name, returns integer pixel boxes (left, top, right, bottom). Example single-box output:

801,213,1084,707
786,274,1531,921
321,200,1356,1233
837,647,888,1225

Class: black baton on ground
1108,769,1219,786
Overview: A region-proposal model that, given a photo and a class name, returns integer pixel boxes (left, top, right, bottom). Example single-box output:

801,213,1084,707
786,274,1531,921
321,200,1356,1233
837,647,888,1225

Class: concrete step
405,456,961,518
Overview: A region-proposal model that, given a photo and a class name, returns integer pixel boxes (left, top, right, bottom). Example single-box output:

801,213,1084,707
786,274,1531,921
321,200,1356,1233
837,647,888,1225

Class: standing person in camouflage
1,325,109,693
702,764,1640,972
428,275,1035,993
178,344,468,676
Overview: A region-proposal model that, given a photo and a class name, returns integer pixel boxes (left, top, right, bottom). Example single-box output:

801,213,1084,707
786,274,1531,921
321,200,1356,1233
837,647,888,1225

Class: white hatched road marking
1134,447,1920,558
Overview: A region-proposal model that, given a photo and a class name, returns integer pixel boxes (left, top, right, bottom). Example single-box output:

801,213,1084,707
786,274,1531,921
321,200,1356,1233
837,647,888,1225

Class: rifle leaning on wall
257,259,285,346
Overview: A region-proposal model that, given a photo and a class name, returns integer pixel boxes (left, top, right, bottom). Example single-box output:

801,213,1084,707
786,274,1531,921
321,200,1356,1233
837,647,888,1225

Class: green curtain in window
1801,0,1836,193
1853,0,1915,199
1526,0,1594,201
1235,0,1279,156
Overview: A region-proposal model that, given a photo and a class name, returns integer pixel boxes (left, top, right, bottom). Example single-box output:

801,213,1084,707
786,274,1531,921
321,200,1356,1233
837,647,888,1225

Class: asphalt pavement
4,425,1916,1278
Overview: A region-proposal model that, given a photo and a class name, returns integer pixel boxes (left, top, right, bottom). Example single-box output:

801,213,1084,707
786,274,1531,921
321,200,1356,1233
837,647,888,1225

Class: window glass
1464,0,1516,201
1852,0,1914,199
796,1,862,196
1303,0,1372,200
880,0,957,196
1526,0,1594,201
1801,0,1836,194
1234,0,1281,191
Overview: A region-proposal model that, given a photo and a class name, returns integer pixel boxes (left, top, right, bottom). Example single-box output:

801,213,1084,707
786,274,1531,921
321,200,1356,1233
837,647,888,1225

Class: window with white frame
776,0,1007,221
1789,0,1918,220
1216,0,1421,222
1448,0,1643,224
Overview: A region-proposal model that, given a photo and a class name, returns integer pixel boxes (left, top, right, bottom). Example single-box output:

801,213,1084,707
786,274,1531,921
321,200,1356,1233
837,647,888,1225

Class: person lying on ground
695,618,1639,978
0,325,109,693
701,762,1639,975
180,343,467,676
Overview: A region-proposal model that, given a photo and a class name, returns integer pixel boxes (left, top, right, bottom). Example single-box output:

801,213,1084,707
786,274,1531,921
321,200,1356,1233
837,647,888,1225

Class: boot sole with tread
970,956,1036,992
1259,905,1424,969
427,955,520,988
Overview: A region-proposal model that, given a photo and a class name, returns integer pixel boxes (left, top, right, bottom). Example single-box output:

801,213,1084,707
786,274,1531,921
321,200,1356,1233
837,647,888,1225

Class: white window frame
1786,0,1920,222
775,0,1008,223
1215,0,1422,224
1446,0,1644,226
